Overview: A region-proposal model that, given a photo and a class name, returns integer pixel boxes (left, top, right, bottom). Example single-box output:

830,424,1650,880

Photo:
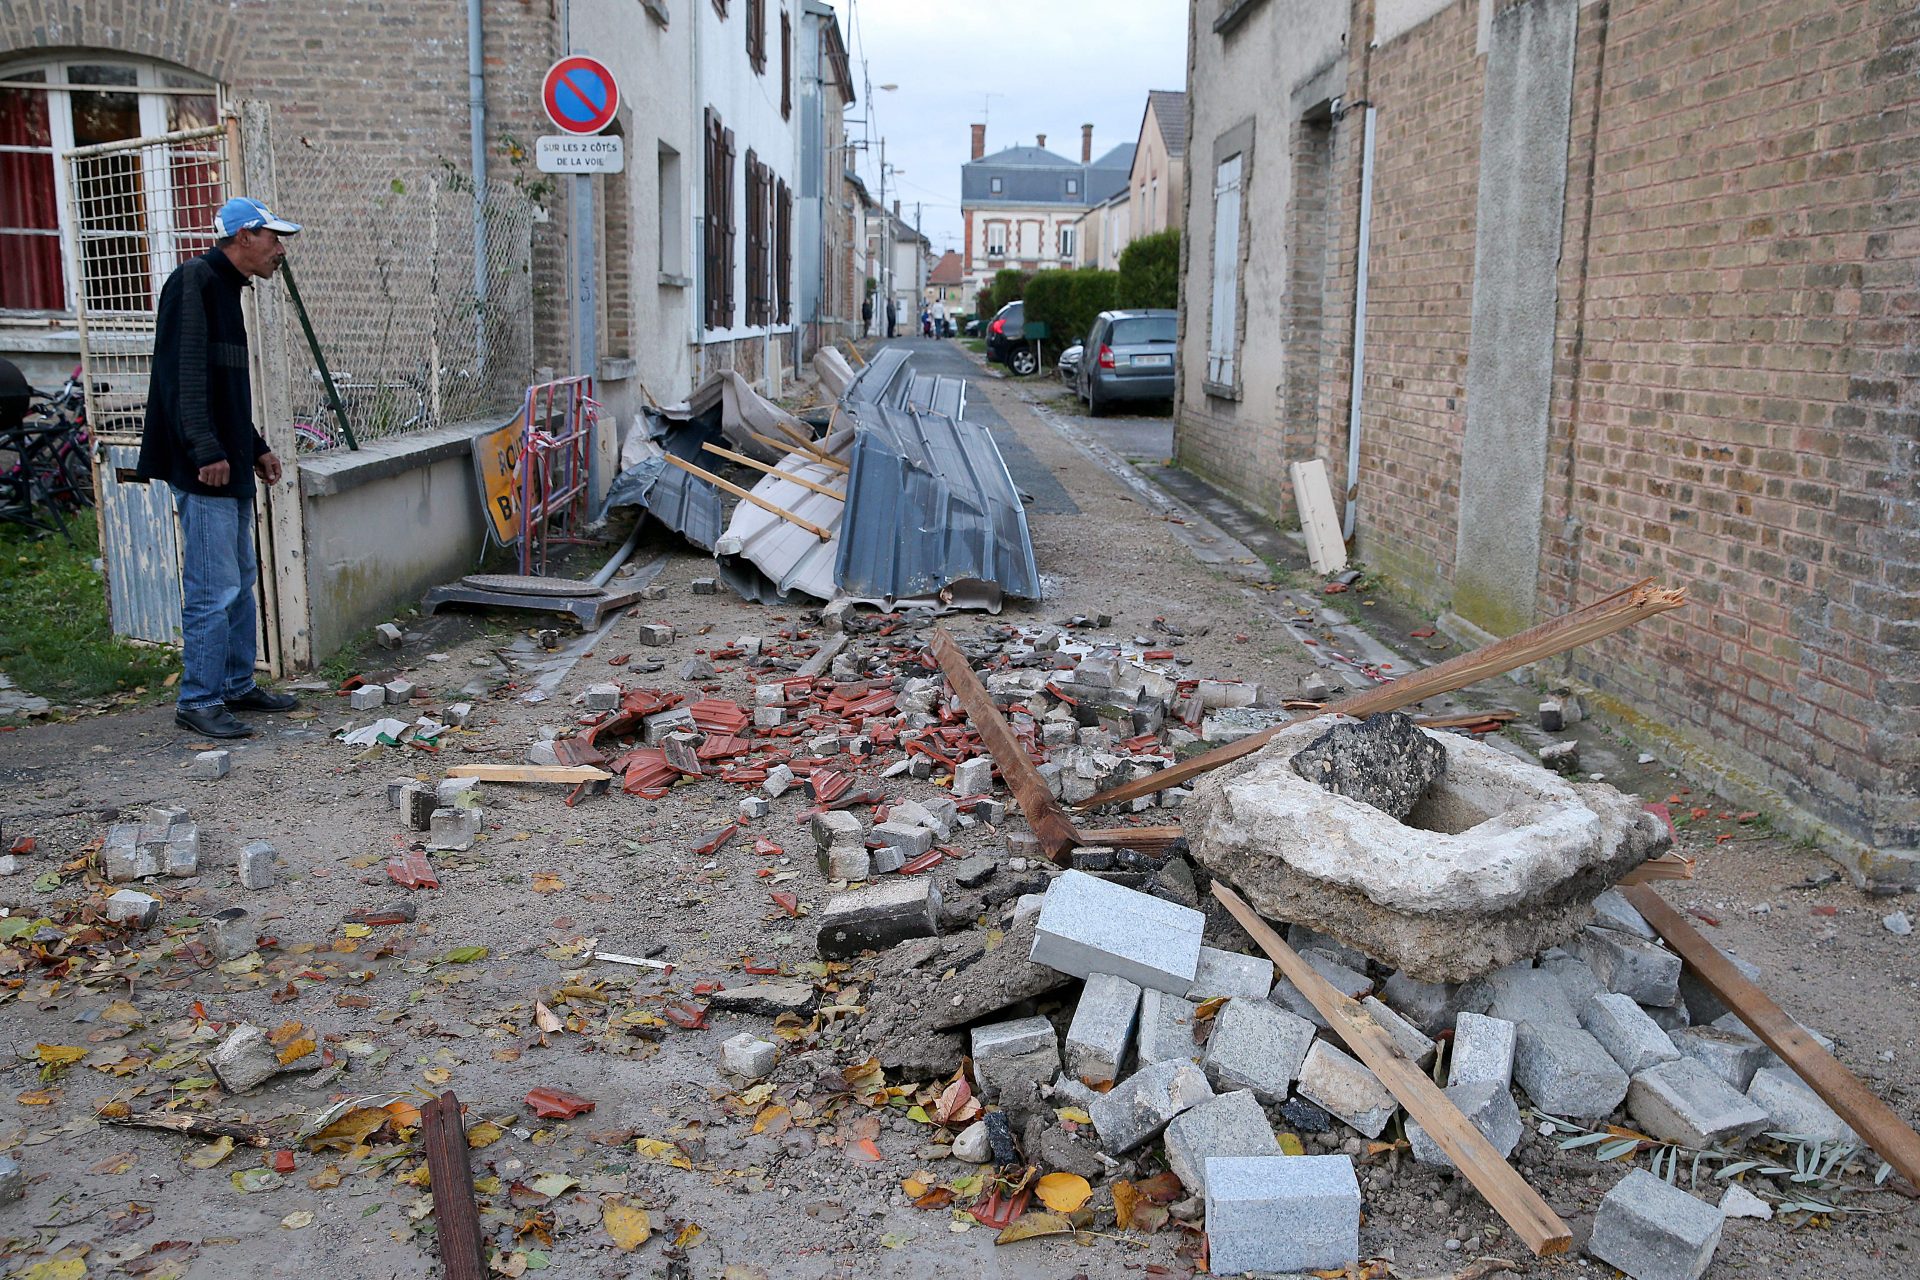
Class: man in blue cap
137,196,303,739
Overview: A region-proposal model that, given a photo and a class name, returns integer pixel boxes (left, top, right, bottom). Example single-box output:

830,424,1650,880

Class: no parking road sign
542,55,619,135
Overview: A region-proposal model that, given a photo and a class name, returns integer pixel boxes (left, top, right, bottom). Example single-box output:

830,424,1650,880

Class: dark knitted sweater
136,247,269,497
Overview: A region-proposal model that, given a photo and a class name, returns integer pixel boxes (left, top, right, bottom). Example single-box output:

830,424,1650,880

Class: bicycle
0,367,96,541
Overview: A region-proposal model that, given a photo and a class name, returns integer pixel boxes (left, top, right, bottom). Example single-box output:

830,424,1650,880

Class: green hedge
1022,267,1119,357
1117,229,1180,310
978,268,1032,326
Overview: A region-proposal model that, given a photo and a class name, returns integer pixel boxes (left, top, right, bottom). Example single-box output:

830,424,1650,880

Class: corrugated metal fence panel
833,400,1040,606
98,445,183,646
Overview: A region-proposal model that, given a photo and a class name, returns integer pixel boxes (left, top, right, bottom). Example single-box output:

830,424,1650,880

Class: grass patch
0,520,179,705
960,338,987,354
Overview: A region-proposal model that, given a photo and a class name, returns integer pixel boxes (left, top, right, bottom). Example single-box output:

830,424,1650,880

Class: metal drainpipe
1342,104,1377,542
467,0,488,363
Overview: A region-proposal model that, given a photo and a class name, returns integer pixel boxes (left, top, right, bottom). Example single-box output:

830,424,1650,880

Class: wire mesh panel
269,136,535,451
65,123,228,444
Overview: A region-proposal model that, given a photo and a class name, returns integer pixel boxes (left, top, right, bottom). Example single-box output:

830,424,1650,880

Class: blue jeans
174,490,260,711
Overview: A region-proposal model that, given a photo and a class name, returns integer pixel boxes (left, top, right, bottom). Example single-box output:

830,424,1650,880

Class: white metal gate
65,119,285,670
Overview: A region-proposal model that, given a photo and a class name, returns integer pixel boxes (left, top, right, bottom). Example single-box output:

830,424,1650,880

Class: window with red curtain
0,59,220,315
0,72,64,310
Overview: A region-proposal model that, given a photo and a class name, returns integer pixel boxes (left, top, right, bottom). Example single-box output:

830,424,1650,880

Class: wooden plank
443,763,613,784
1074,825,1185,855
663,453,834,540
1212,882,1574,1257
420,1091,488,1280
1074,579,1686,811
929,626,1083,863
1616,851,1695,885
1620,884,1920,1187
1290,458,1348,575
701,441,845,499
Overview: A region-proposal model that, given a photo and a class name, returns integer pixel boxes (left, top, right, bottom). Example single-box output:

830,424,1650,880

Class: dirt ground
1,338,1915,1279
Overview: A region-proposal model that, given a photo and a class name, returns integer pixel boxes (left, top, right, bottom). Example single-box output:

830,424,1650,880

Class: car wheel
1009,347,1037,377
1087,383,1106,418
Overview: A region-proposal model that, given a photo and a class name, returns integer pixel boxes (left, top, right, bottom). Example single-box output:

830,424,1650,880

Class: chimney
1036,133,1046,149
1081,123,1093,164
970,122,986,161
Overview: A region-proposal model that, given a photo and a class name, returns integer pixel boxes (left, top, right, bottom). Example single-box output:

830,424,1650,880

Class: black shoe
225,686,299,713
176,705,255,739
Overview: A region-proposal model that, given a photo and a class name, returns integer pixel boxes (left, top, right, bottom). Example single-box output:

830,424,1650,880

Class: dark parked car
985,300,1039,376
1077,309,1177,415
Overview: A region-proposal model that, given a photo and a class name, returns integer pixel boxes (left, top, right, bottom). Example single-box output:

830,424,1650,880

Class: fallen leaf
307,1164,342,1189
1277,1132,1306,1156
444,946,488,964
533,1002,563,1040
280,1210,314,1229
423,1067,452,1085
231,1167,283,1193
852,1138,882,1162
276,1037,317,1066
89,1150,137,1175
633,1137,692,1170
184,1136,236,1169
602,1199,653,1251
1034,1172,1092,1213
11,1256,88,1280
751,1106,791,1137
35,1043,87,1070
466,1120,505,1149
525,1087,594,1120
672,1222,703,1250
305,1107,389,1152
527,1171,578,1198
531,872,565,894
995,1210,1076,1245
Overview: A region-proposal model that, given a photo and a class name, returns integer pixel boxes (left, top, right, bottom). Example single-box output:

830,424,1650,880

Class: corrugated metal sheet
604,452,723,551
714,447,847,603
831,349,1040,607
97,444,183,645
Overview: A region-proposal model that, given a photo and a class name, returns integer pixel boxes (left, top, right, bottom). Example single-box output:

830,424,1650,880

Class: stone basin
1187,718,1668,982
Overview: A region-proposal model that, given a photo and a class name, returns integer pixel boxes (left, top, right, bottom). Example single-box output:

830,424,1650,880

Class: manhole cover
460,574,600,598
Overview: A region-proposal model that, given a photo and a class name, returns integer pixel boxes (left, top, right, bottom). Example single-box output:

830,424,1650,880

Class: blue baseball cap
213,196,301,237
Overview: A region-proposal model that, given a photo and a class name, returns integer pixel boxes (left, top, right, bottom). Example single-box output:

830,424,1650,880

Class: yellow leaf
750,1105,790,1136
603,1199,653,1251
12,1256,88,1280
735,1082,774,1107
276,1037,317,1066
633,1137,692,1170
16,1090,58,1106
423,1067,452,1085
994,1210,1077,1245
305,1107,389,1152
185,1135,236,1169
307,1164,342,1189
1033,1172,1092,1213
100,1000,142,1024
466,1120,504,1150
281,1209,314,1229
343,924,371,938
672,1222,703,1250
34,1044,87,1068
267,1021,305,1046
1056,1106,1092,1126
901,1176,930,1199
531,872,565,894
1277,1131,1306,1157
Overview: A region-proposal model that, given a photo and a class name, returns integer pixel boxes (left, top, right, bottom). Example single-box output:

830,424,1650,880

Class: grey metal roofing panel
605,452,724,552
832,348,1039,606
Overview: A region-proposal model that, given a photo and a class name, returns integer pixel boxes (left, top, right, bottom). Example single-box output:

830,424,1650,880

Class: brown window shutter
747,0,765,73
704,109,722,330
776,178,792,324
780,11,792,120
721,126,737,327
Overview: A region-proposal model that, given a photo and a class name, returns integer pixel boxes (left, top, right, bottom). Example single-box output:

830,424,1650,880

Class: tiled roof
1146,90,1188,156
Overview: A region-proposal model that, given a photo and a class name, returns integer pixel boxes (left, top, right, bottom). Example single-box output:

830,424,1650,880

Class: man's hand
197,460,231,487
255,452,283,485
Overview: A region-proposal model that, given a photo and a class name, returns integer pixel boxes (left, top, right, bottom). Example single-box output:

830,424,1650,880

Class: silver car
1057,341,1083,385
1077,308,1177,417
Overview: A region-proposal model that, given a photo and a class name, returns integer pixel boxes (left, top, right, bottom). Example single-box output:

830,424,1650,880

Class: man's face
227,227,287,280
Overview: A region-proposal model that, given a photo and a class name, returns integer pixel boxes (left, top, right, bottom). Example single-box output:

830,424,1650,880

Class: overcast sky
837,0,1191,256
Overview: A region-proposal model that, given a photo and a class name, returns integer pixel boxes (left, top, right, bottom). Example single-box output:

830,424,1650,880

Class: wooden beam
1075,580,1686,811
443,763,613,784
420,1091,488,1280
747,428,849,472
929,626,1083,863
701,441,845,500
663,453,834,540
1213,882,1574,1258
1620,884,1920,1187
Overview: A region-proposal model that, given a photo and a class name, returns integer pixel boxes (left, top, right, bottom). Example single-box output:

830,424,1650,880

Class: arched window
0,57,219,313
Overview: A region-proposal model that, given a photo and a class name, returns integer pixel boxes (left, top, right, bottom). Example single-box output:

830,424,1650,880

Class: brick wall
1345,0,1484,607
1,0,568,367
1538,0,1920,861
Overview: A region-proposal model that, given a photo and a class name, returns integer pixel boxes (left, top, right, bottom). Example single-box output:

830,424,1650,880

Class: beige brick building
1178,0,1919,881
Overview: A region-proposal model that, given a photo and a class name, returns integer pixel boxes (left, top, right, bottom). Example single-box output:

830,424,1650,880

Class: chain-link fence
270,135,535,451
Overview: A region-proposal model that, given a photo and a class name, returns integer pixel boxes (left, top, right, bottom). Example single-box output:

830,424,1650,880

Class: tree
1117,229,1180,310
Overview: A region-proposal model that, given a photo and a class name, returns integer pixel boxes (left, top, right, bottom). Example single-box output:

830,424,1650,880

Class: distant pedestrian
933,300,949,338
136,196,303,739
885,298,898,338
920,305,932,338
861,294,873,334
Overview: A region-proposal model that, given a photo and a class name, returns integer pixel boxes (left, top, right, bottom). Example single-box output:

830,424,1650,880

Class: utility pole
878,137,889,337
